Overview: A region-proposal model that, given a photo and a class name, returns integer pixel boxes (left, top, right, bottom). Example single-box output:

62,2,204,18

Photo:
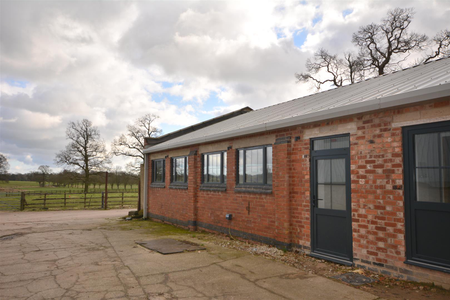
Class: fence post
121,192,124,208
44,194,47,209
105,171,108,210
101,192,104,209
20,192,25,211
84,192,87,208
64,192,67,208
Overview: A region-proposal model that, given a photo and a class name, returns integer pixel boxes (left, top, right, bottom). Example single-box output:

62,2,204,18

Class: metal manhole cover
332,272,377,286
136,238,205,254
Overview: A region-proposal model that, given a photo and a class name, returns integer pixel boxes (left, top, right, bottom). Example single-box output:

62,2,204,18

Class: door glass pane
246,148,263,183
441,132,450,166
331,159,346,210
314,136,349,150
267,146,273,184
443,169,450,204
415,133,439,167
317,159,346,210
317,160,331,209
331,137,350,149
416,168,441,203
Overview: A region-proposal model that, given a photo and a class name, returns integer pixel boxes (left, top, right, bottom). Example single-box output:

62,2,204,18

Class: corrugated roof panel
145,58,450,153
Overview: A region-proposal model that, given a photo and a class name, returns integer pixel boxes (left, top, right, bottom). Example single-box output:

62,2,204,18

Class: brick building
142,58,450,287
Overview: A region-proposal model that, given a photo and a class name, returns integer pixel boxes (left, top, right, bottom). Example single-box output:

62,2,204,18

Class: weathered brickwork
147,97,450,287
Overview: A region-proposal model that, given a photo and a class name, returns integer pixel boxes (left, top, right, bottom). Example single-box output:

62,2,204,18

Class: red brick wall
147,98,450,287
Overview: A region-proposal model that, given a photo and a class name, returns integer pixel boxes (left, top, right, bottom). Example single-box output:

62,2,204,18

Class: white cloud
0,0,448,173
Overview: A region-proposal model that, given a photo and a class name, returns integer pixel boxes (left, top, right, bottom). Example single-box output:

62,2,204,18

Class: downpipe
143,153,149,219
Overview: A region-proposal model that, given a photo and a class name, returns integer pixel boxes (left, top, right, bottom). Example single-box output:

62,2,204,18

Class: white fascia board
143,83,450,154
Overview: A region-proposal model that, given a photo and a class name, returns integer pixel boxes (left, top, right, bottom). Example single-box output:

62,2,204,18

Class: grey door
310,135,352,265
404,121,450,272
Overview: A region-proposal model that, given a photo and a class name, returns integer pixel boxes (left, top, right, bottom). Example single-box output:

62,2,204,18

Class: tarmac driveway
0,210,377,300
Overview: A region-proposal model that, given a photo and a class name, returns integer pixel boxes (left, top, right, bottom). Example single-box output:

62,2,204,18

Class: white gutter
143,83,450,154
143,153,149,219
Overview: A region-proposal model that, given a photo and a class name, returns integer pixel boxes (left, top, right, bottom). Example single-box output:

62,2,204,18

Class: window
171,156,188,184
237,145,272,185
202,151,227,184
152,159,165,183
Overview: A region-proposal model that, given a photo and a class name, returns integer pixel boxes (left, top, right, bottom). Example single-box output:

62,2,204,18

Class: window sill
234,184,272,194
200,184,226,192
169,183,188,190
150,182,165,188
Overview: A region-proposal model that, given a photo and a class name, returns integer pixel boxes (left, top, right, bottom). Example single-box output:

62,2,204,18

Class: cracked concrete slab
0,210,378,300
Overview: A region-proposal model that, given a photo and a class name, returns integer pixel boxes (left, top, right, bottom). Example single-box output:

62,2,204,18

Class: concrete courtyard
0,210,378,300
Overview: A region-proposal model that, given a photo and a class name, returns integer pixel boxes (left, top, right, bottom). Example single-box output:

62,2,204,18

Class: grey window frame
171,156,188,185
202,151,227,185
151,159,165,183
236,145,272,186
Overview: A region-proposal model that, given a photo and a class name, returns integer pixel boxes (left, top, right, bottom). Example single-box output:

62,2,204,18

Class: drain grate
136,238,205,255
332,272,377,286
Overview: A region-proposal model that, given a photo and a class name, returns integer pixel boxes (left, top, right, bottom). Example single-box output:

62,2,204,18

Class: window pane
203,155,207,180
314,136,349,150
223,152,227,183
155,161,163,182
415,133,439,167
443,169,450,204
267,146,272,184
207,153,221,183
441,132,450,166
174,157,185,182
246,148,263,183
239,150,244,184
416,168,441,202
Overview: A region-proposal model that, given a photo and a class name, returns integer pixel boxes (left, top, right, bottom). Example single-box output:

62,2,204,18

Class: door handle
312,195,323,207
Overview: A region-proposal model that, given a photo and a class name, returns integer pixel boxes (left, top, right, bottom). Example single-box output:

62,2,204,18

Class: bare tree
352,7,427,75
38,165,52,187
55,119,110,193
423,30,450,63
0,153,9,183
295,49,364,90
111,114,161,169
297,8,449,91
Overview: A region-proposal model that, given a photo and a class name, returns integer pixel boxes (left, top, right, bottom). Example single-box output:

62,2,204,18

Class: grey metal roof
144,58,450,154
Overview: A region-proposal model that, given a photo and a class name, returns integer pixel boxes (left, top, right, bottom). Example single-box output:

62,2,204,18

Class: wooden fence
0,190,138,211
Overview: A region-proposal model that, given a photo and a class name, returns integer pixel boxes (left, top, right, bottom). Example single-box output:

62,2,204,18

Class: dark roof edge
144,106,253,148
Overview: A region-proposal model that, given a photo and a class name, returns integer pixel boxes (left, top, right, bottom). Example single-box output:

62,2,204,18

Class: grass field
0,181,139,211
